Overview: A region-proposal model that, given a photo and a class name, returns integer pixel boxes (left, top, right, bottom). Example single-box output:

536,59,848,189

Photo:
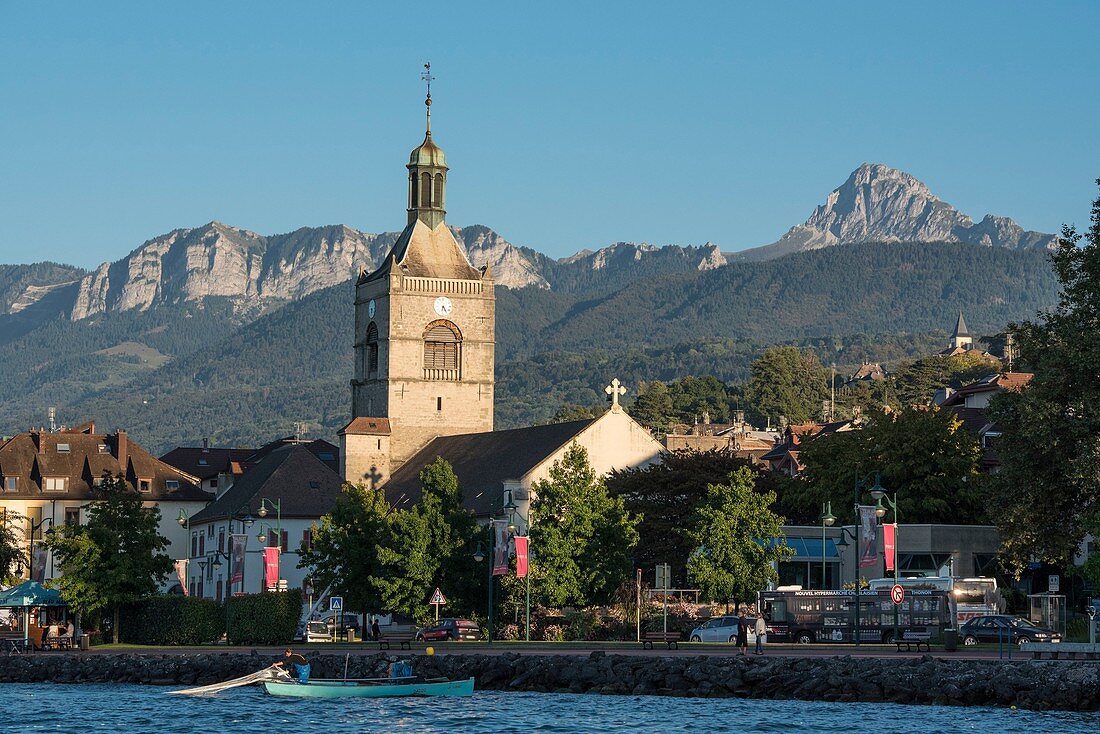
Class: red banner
492,520,510,576
883,523,897,572
263,547,280,591
514,536,529,578
175,560,189,595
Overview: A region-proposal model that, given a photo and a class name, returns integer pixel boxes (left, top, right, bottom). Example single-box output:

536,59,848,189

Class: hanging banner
883,523,897,572
263,547,280,591
858,505,878,568
175,560,189,595
230,534,247,584
514,536,529,578
492,520,510,576
32,546,48,583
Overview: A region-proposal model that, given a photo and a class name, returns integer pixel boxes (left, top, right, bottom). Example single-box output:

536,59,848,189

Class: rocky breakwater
1,652,1096,711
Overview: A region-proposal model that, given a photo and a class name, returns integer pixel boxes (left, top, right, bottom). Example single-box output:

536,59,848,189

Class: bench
642,631,680,650
895,630,932,652
1028,642,1100,660
1,638,33,655
377,631,415,650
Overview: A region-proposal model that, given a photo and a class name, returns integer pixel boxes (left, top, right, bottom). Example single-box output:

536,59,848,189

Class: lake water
2,684,1096,733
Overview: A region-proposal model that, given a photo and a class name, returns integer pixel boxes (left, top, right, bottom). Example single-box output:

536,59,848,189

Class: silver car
688,615,757,643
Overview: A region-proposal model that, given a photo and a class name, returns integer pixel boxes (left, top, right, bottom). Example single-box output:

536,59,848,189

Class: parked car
688,615,757,643
415,618,481,642
319,613,362,633
302,621,331,643
959,615,1061,646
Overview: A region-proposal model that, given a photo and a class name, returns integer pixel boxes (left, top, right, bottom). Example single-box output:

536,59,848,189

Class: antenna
294,421,305,444
48,407,57,433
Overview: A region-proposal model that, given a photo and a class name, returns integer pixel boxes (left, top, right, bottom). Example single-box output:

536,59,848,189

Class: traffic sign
330,596,343,612
1049,575,1060,593
890,584,905,605
429,587,447,605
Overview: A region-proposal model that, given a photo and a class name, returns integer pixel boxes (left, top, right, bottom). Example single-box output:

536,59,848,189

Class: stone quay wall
1,651,1097,711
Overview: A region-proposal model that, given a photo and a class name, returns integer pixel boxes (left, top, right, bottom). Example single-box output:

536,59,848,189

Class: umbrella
0,580,66,647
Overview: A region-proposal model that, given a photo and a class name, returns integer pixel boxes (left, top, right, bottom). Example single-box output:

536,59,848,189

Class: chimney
116,430,128,474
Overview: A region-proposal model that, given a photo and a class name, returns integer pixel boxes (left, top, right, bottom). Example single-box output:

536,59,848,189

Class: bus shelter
0,580,66,647
1028,593,1066,636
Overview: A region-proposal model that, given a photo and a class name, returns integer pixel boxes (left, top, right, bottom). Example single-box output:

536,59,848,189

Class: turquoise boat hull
263,677,475,698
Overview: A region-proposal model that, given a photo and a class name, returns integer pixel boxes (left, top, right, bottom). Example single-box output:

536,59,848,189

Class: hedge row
120,596,224,645
119,590,303,646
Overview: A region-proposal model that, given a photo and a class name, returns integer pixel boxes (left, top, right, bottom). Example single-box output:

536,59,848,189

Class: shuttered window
423,321,460,378
421,172,432,207
366,322,379,375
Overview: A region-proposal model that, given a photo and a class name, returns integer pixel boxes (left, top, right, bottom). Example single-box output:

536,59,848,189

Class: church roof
953,311,971,338
364,220,482,282
340,417,392,436
409,132,447,168
382,419,596,516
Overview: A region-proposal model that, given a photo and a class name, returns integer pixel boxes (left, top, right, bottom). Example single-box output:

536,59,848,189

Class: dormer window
198,458,208,466
4,477,16,491
56,443,70,453
138,479,151,493
98,444,109,453
43,477,67,492
166,480,179,491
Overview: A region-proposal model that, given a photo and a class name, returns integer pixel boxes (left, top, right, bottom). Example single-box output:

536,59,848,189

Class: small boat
263,676,475,698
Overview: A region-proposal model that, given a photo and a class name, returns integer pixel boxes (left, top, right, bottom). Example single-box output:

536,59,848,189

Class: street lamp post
176,509,190,592
503,490,535,642
14,517,54,648
820,502,835,590
852,471,885,646
473,537,491,642
872,488,900,642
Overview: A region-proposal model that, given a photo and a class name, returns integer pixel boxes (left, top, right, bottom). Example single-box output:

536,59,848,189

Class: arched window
409,173,418,209
366,322,379,376
434,173,444,207
420,172,432,207
423,320,461,379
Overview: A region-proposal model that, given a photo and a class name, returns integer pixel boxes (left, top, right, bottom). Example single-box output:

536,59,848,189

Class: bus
757,588,953,644
867,577,1001,627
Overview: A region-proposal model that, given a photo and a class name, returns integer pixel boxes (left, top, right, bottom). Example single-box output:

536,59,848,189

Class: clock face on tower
433,296,453,316
367,299,376,318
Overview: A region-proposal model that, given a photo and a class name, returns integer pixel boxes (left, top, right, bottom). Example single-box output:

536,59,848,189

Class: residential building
939,371,1033,472
0,421,208,588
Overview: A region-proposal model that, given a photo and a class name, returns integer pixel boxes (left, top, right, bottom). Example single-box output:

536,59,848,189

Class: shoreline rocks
0,651,1095,711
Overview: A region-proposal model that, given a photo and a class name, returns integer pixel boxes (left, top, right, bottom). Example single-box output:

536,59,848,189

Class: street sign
890,584,905,605
655,563,671,590
330,596,343,613
429,587,447,605
1048,575,1060,593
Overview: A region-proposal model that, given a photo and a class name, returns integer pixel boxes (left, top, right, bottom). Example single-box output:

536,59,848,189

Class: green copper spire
407,62,448,228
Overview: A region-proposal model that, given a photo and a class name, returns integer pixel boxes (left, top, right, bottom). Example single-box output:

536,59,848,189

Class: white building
183,444,342,601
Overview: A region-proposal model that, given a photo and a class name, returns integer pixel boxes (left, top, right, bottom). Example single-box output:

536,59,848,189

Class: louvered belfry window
423,321,461,380
366,322,379,376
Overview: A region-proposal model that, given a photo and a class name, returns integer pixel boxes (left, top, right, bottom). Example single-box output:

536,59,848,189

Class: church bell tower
344,65,495,484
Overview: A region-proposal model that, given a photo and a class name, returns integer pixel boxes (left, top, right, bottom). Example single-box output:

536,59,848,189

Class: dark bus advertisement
758,589,952,644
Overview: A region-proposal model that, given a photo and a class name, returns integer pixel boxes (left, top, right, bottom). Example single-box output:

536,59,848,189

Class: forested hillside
0,242,1057,452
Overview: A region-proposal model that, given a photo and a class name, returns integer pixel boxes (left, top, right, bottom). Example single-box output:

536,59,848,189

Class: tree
746,346,829,425
892,352,1001,407
990,182,1100,574
529,443,639,608
607,449,780,582
629,381,674,430
683,467,793,604
549,404,597,424
45,473,173,643
789,407,985,525
0,511,23,585
299,482,392,619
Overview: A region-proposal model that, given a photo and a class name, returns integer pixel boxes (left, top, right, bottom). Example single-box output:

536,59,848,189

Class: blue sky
1,2,1097,268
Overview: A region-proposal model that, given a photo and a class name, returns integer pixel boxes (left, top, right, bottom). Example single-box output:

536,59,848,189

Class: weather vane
421,62,434,102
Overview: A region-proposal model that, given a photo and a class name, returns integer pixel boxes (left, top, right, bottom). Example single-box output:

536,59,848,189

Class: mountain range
0,163,1062,450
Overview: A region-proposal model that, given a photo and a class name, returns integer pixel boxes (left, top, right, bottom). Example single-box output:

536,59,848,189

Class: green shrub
227,590,302,645
120,595,224,645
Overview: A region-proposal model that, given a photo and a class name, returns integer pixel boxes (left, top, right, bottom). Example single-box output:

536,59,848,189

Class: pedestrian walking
371,616,381,641
736,610,749,655
754,609,767,654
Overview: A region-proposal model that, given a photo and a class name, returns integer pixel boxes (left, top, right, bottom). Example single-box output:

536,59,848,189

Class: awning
0,580,65,608
776,537,840,561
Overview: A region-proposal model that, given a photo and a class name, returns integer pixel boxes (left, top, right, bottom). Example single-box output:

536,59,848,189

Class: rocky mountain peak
735,163,1056,261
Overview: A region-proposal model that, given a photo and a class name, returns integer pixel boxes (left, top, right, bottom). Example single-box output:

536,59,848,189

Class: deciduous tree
46,473,173,643
530,443,639,608
683,467,793,604
746,347,829,425
0,511,24,585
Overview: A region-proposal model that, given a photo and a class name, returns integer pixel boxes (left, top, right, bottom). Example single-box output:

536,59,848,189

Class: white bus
868,577,1002,627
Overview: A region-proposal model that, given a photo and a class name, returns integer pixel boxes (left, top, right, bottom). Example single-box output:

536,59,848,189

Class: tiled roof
160,447,256,481
383,420,596,516
939,372,1034,406
188,445,343,525
0,427,207,501
340,417,392,436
